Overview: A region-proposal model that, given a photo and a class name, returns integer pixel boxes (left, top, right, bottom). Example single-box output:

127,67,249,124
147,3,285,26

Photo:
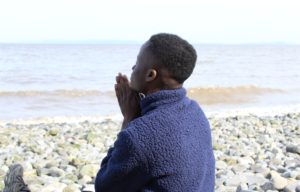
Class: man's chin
130,85,137,93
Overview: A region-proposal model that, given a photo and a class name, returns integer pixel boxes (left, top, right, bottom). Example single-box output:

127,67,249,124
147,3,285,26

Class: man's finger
124,75,131,86
123,75,131,95
117,82,123,98
115,84,120,101
119,76,126,98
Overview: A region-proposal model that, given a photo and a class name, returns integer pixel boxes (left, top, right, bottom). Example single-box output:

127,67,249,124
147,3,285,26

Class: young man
95,33,215,192
2,33,215,192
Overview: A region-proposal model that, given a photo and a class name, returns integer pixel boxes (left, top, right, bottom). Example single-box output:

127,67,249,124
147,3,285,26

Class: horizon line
0,40,299,45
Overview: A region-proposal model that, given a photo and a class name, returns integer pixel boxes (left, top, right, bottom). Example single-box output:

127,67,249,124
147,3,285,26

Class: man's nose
132,65,136,70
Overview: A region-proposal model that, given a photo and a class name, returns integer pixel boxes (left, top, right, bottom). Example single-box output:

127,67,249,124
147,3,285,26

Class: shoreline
1,105,300,125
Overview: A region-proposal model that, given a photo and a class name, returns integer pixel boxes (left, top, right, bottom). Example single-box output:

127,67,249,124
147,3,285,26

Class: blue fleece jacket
95,87,215,192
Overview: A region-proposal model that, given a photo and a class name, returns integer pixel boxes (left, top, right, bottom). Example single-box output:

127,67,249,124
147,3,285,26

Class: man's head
130,33,197,96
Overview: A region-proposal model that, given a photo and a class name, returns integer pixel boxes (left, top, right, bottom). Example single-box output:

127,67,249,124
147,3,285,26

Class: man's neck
144,83,183,97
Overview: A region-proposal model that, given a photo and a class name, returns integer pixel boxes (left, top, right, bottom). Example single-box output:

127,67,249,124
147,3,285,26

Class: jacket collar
140,87,187,116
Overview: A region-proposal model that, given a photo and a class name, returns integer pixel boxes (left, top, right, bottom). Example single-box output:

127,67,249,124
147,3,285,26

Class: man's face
130,41,151,94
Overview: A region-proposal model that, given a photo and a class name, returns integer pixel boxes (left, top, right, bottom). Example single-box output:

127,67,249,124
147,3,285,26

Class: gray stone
283,181,300,192
236,182,248,192
215,160,228,169
261,182,276,191
282,171,298,179
238,156,255,165
37,168,51,176
248,184,264,192
255,167,270,177
286,145,300,155
215,178,225,187
251,164,264,172
277,167,290,173
79,164,98,178
50,168,65,177
232,164,247,173
224,175,247,187
215,185,226,192
62,184,80,192
49,129,59,136
245,175,269,186
21,161,33,172
270,176,288,190
27,176,46,185
269,170,281,179
46,161,59,168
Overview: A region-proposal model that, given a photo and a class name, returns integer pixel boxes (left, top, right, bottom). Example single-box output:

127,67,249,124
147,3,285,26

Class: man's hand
115,73,141,130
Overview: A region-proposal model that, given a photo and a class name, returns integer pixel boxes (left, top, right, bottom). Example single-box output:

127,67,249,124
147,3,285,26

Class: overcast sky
0,0,299,44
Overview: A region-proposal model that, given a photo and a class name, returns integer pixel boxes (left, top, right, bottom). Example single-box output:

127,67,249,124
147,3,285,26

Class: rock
46,161,59,168
79,164,98,178
63,184,80,192
49,129,59,136
60,173,78,182
81,175,92,183
261,182,276,191
238,156,255,165
277,167,290,174
37,168,51,176
245,175,269,186
215,160,228,169
50,168,65,177
269,170,281,179
38,186,58,192
61,179,74,185
21,161,33,172
27,176,46,185
282,171,298,179
224,175,247,187
269,157,282,165
71,159,82,167
215,184,226,192
257,135,270,144
81,184,95,192
248,184,264,192
236,182,248,192
12,156,24,164
215,178,225,187
283,181,300,192
59,159,70,167
52,189,63,192
255,167,270,177
286,145,300,154
251,164,264,172
18,137,29,144
271,176,288,190
232,164,247,173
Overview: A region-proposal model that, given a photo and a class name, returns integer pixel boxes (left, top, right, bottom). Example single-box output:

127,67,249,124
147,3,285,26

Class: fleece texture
95,87,215,192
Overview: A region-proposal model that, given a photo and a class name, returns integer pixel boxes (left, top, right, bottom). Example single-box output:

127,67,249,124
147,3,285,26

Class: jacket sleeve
95,129,150,192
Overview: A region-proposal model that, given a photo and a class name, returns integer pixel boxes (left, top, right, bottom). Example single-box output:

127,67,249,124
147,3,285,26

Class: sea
0,44,299,123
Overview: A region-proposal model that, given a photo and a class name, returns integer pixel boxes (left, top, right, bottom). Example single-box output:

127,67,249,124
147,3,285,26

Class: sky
0,0,299,44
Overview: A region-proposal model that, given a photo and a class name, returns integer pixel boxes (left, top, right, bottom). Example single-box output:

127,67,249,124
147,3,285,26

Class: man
95,33,215,192
2,33,215,192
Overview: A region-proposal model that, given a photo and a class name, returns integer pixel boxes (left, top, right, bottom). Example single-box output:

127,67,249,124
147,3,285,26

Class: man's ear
146,69,157,82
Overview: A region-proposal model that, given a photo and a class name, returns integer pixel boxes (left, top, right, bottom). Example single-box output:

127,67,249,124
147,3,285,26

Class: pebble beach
0,112,300,192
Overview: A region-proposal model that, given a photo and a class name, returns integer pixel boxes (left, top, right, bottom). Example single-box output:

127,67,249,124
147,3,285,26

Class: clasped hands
115,73,143,131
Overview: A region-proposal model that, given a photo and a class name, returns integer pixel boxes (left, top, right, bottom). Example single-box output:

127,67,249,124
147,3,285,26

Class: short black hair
148,33,197,84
